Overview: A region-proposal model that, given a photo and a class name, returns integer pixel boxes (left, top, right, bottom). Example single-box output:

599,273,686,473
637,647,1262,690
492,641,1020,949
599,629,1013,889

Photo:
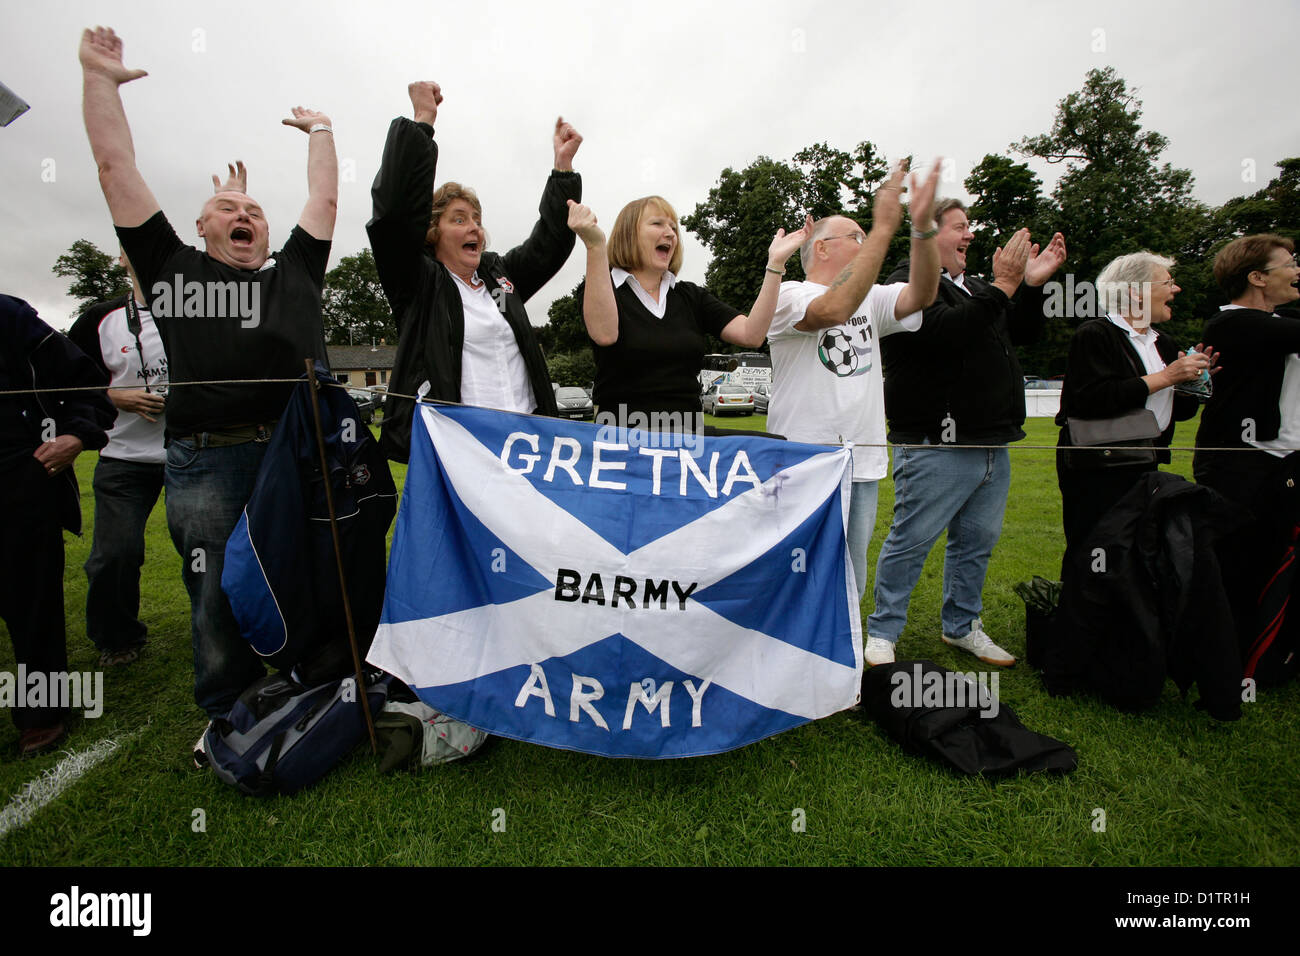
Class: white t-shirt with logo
767,281,920,481
97,302,168,464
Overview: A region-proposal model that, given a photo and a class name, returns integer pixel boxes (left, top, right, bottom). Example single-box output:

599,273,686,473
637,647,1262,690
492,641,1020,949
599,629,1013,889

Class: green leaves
53,239,130,312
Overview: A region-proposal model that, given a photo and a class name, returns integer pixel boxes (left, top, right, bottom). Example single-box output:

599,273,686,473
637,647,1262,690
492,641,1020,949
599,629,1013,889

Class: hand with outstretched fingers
79,26,148,85
873,159,909,234
212,160,247,194
282,106,332,133
1024,232,1067,287
768,214,814,269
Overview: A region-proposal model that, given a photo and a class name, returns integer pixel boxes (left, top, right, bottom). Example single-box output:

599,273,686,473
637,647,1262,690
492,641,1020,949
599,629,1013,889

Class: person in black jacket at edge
1055,252,1213,554
369,81,581,462
1194,234,1300,660
864,199,1066,668
0,295,114,755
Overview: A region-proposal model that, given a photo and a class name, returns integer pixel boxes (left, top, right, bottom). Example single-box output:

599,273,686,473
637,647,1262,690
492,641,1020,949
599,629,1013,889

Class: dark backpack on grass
202,669,392,797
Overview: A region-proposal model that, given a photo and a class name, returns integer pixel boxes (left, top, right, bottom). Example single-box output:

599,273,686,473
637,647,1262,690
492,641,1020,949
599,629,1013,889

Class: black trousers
0,458,69,731
1194,451,1291,651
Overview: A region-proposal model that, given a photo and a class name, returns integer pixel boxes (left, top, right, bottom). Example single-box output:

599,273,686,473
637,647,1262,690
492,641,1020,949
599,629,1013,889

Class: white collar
1106,312,1153,340
611,267,677,290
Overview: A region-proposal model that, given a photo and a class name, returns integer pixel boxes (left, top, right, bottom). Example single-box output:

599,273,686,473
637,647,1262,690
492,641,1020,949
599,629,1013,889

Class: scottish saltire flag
367,404,861,758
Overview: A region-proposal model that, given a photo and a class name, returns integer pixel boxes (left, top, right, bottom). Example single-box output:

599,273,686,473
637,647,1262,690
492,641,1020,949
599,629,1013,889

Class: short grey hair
800,217,846,273
1095,251,1175,315
932,198,967,226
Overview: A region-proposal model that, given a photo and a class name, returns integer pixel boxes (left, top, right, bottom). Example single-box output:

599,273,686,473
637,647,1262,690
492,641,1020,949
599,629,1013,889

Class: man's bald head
196,191,271,270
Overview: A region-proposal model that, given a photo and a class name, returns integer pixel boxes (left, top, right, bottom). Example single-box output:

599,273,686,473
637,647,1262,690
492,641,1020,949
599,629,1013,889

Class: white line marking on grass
0,733,134,841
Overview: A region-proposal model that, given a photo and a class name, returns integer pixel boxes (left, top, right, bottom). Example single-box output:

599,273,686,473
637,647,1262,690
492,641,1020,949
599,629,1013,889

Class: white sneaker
864,636,896,667
193,721,212,768
941,619,1016,666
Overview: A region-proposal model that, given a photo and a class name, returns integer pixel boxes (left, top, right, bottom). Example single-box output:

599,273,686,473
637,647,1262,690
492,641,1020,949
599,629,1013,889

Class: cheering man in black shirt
80,26,337,730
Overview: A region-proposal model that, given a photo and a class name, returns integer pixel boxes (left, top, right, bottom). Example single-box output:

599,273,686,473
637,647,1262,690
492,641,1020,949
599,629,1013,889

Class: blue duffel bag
200,669,392,797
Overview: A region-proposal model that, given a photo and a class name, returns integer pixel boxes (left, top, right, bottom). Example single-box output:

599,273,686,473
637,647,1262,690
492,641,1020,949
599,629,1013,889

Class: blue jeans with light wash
165,438,269,718
85,456,165,652
867,442,1011,641
847,479,880,603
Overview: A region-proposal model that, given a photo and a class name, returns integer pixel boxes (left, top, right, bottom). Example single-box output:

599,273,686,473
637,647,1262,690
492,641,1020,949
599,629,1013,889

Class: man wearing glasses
766,159,941,611
866,199,1066,667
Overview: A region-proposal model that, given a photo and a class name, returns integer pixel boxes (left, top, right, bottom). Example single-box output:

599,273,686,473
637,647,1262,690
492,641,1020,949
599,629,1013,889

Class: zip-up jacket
0,294,114,532
222,365,398,673
367,117,574,462
880,261,1047,445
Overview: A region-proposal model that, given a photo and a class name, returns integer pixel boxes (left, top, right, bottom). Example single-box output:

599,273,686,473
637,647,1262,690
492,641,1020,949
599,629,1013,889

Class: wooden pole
304,359,378,753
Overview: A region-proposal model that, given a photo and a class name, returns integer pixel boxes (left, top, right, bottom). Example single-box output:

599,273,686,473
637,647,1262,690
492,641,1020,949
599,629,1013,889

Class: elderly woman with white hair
1054,251,1214,548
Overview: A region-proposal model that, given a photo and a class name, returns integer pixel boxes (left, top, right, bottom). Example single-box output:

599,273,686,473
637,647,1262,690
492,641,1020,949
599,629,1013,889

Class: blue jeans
868,444,1011,640
165,438,269,718
85,456,165,652
847,479,880,603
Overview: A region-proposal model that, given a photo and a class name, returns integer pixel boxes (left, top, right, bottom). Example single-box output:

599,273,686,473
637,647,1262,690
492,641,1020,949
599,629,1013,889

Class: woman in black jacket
1055,252,1211,550
1193,234,1300,657
367,81,584,461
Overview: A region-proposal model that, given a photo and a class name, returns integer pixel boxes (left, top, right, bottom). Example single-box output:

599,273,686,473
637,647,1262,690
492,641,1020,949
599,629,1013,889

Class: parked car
346,388,377,425
702,384,755,416
554,386,595,420
752,383,771,414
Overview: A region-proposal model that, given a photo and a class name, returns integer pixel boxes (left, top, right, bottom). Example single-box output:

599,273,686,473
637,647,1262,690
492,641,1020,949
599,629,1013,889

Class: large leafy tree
53,239,130,312
537,281,597,387
681,142,897,323
1015,67,1198,284
322,248,396,345
1015,67,1212,356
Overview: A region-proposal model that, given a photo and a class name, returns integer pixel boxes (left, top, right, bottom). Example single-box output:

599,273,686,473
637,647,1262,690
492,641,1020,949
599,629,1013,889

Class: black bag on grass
861,660,1077,777
202,669,392,797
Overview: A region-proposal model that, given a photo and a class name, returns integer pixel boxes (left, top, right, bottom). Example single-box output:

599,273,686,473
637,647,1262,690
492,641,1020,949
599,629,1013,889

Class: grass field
1,413,1297,866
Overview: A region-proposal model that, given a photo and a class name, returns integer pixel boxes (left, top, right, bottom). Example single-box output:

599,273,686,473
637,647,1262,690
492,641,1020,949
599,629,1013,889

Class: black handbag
1063,408,1161,468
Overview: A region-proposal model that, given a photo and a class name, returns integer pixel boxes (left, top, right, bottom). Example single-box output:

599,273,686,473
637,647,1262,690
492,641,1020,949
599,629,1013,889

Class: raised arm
501,117,583,300
366,83,442,323
282,107,337,240
567,201,619,346
893,160,943,318
798,161,908,331
79,26,160,227
722,219,815,347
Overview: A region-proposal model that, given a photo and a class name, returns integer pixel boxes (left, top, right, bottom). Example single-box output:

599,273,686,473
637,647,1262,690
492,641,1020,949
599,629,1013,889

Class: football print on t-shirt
817,316,873,378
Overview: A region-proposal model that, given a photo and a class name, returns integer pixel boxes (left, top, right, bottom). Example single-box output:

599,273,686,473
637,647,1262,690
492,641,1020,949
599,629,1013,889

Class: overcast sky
1,0,1294,330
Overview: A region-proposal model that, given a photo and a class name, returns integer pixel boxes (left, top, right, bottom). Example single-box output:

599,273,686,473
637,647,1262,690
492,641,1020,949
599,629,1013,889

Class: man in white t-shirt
67,250,167,667
767,159,942,616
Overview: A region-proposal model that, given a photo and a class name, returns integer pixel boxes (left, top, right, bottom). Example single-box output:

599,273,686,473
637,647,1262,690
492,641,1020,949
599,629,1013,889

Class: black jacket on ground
367,117,572,462
1042,472,1247,721
880,262,1047,445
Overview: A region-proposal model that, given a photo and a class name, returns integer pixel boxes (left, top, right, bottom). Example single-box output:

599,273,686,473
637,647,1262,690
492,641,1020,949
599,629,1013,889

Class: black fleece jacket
880,262,1047,445
367,117,576,462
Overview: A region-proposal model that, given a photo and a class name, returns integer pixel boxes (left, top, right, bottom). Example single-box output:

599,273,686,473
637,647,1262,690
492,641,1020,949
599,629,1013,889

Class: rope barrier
3,378,1295,453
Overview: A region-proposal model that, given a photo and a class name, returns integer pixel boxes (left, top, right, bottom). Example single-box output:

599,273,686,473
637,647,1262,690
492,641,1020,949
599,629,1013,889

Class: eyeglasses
822,233,865,245
1259,256,1300,271
1153,278,1177,287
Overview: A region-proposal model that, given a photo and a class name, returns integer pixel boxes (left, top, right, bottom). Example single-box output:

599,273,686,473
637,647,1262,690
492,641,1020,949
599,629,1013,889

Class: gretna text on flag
368,405,862,759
